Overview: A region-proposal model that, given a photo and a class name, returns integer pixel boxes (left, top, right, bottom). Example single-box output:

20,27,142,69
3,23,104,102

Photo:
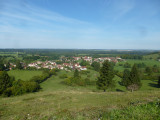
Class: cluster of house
94,57,123,63
27,56,123,71
28,61,87,71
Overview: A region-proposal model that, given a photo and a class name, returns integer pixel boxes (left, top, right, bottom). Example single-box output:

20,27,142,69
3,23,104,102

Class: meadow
8,70,43,81
114,59,160,72
0,68,160,119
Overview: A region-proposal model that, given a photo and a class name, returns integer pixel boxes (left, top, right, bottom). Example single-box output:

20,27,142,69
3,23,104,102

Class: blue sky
0,0,160,49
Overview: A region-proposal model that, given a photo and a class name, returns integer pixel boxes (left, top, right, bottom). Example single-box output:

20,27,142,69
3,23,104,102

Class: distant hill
143,52,160,60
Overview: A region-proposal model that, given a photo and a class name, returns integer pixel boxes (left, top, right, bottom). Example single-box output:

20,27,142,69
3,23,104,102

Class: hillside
0,70,160,119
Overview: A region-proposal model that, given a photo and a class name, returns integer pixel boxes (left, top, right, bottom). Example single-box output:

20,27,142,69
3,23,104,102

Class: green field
143,53,160,60
8,70,43,81
114,59,160,72
0,69,160,119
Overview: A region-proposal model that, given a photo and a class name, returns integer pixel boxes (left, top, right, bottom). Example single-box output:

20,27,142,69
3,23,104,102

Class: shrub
59,74,68,79
3,80,40,97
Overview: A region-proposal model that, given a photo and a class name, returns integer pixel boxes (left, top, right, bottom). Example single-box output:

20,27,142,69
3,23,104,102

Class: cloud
0,2,89,26
113,0,135,20
102,0,135,21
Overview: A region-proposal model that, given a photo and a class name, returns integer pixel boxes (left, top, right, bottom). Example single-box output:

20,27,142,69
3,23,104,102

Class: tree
122,69,130,86
64,69,86,86
97,60,115,92
91,61,100,72
0,63,5,71
74,69,80,78
5,62,10,70
145,67,153,76
124,62,131,68
80,60,90,66
16,60,23,70
127,64,142,92
152,65,159,73
0,71,14,94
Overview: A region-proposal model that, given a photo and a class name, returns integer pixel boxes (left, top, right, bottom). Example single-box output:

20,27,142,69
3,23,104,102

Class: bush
64,77,74,86
124,62,131,68
3,80,40,97
85,77,91,85
59,74,68,79
30,70,51,83
80,70,90,75
64,77,86,86
1,70,55,97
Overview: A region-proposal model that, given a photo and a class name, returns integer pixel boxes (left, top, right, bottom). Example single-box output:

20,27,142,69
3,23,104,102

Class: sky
0,0,160,49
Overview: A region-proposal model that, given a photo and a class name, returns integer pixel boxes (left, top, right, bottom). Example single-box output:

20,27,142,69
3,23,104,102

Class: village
27,56,124,71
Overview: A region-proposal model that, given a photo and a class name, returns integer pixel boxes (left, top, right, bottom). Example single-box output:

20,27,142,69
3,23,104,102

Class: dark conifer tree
0,71,14,94
122,69,130,87
127,64,142,92
91,61,100,72
97,60,115,92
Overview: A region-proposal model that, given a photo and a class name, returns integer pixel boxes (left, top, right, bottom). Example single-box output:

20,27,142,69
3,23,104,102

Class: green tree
145,67,153,76
97,60,115,92
64,69,86,86
124,62,131,68
0,63,5,71
127,64,142,92
16,60,23,70
5,62,10,70
152,65,159,73
91,61,100,72
122,69,130,86
80,60,90,66
0,71,14,94
74,69,80,78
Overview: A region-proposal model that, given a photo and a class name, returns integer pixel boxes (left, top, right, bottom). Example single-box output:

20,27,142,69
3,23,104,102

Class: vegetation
122,69,130,86
4,80,40,97
158,76,160,87
101,100,160,120
1,49,160,119
0,69,57,97
120,54,143,59
122,64,142,92
64,69,91,86
91,61,100,71
0,71,14,94
80,60,90,66
8,70,42,81
16,60,23,70
97,60,115,92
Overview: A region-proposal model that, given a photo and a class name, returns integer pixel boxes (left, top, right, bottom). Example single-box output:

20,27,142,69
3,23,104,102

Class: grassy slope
114,59,160,72
8,70,42,81
0,69,160,119
102,100,160,120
